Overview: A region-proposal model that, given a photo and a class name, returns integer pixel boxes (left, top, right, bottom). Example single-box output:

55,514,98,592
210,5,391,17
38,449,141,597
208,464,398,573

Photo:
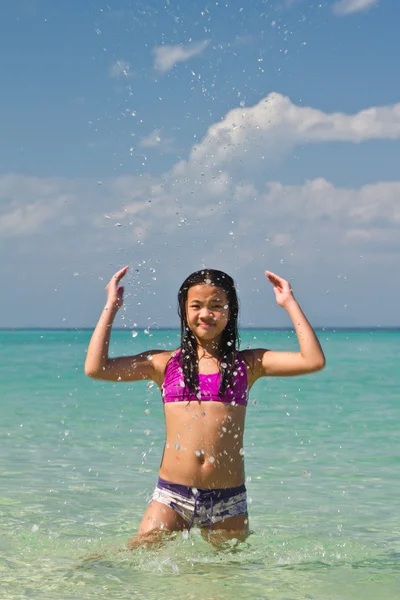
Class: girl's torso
152,350,253,489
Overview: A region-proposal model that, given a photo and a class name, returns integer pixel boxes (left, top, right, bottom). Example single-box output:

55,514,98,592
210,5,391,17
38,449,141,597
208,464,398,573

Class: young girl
85,267,325,548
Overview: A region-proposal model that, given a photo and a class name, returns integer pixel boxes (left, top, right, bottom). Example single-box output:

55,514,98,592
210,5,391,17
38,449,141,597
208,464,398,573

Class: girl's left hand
265,271,295,308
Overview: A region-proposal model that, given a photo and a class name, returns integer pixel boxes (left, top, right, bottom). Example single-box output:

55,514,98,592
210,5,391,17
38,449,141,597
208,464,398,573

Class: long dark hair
177,269,240,398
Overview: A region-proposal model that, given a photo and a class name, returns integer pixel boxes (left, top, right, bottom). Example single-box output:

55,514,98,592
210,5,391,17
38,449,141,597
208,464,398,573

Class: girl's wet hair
177,269,240,398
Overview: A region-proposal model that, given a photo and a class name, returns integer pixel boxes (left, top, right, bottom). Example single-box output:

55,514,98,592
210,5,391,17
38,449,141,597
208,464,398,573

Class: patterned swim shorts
151,477,248,530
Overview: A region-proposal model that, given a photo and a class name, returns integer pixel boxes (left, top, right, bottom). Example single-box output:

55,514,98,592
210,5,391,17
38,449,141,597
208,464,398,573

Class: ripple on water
1,530,399,600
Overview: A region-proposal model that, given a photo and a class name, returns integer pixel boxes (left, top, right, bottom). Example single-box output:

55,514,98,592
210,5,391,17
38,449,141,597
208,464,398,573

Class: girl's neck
196,340,221,359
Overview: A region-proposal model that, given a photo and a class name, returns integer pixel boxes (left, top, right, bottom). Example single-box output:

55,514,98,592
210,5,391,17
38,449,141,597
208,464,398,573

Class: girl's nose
199,307,213,319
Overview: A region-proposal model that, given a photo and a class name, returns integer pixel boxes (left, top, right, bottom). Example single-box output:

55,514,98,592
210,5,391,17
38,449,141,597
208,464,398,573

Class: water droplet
131,330,138,338
171,561,179,574
239,448,245,456
209,456,215,463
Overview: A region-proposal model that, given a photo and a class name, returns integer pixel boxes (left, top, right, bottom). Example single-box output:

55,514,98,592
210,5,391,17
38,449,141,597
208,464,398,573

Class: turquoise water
1,329,399,599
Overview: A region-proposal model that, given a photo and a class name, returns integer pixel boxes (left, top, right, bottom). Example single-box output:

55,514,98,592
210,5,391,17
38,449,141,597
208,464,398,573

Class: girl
85,267,325,548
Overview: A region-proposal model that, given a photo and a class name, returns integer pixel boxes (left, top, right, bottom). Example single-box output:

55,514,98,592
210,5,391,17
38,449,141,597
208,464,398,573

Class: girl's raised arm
84,267,160,383
247,271,326,383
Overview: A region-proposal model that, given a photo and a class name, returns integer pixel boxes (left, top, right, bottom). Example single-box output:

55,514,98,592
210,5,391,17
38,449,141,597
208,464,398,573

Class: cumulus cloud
139,129,176,153
153,40,209,73
106,174,400,252
3,93,400,253
109,60,132,78
189,92,400,169
0,174,75,238
4,169,398,269
332,0,378,16
3,90,400,325
2,171,399,325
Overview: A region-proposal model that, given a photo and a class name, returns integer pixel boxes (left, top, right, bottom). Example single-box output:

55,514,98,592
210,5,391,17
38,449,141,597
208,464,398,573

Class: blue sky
1,0,399,328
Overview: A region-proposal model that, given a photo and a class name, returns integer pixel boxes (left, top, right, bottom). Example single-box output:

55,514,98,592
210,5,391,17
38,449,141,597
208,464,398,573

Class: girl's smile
186,284,229,342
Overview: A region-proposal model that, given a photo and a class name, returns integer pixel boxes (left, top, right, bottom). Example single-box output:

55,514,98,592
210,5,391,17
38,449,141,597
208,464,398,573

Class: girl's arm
247,271,326,382
84,266,159,382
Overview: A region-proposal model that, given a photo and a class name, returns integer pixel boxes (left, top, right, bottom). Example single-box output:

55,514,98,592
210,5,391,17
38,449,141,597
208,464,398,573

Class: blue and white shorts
151,477,248,530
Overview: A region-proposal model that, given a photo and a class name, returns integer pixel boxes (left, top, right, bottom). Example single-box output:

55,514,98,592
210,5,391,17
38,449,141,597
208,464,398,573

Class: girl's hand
265,271,295,308
105,266,129,310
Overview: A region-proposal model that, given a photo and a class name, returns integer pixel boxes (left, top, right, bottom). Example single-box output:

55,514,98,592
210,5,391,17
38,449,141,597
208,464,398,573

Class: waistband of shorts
156,477,246,500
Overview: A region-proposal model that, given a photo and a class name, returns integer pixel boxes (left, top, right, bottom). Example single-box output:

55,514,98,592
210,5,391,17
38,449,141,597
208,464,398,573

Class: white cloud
109,60,132,78
0,174,75,238
189,92,400,169
3,93,400,248
3,91,400,325
139,129,176,153
4,92,399,253
2,170,399,326
4,171,398,264
94,174,400,265
153,40,209,73
332,0,378,16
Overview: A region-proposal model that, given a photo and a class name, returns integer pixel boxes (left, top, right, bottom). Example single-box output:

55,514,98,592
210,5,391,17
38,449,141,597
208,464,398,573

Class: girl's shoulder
151,349,180,384
238,348,261,368
238,348,267,386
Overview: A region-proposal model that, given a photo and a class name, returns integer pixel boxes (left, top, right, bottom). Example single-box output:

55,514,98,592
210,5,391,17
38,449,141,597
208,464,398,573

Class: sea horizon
1,326,400,332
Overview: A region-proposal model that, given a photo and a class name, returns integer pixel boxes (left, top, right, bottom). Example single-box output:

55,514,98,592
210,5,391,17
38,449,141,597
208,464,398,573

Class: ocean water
1,328,399,599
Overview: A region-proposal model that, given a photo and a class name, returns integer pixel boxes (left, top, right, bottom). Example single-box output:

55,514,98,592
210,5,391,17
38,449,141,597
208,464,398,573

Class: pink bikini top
162,350,248,406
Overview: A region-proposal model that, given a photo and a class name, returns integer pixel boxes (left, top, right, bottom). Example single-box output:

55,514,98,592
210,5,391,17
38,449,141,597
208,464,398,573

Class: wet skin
132,285,251,543
160,401,246,489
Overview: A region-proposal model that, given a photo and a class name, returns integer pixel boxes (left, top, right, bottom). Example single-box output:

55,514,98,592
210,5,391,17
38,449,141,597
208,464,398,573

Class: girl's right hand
105,266,129,310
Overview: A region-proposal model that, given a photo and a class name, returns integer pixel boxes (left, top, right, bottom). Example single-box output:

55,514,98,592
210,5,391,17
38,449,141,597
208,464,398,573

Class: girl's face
186,284,229,343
